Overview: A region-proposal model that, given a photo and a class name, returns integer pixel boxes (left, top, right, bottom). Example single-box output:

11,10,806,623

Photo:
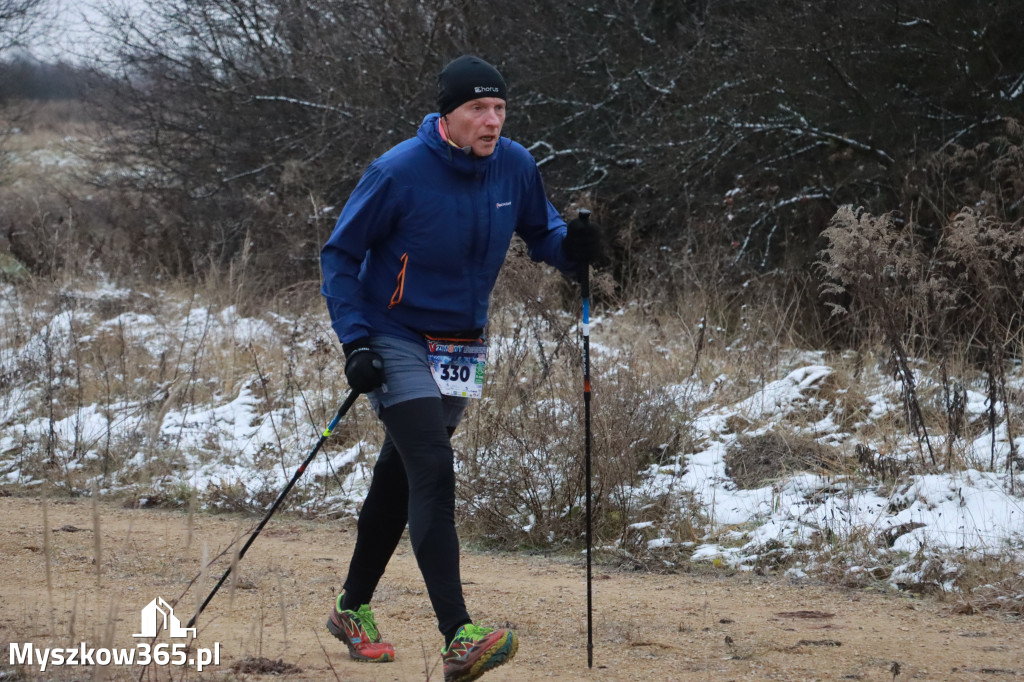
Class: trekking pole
575,208,595,668
187,388,361,629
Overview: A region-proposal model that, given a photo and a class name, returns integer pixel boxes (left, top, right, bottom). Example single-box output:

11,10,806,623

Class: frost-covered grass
2,268,1023,611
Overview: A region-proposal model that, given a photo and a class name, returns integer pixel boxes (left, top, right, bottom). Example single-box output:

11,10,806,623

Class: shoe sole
445,630,519,682
326,615,395,662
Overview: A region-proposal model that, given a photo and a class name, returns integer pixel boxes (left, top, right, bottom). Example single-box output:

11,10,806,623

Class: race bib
427,341,487,398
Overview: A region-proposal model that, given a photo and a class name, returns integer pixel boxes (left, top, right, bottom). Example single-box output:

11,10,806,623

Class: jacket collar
417,113,502,175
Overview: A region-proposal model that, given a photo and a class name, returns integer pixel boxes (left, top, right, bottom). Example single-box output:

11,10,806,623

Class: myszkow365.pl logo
9,597,221,673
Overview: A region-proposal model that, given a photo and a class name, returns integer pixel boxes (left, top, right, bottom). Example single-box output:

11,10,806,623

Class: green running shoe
442,623,518,682
326,595,395,662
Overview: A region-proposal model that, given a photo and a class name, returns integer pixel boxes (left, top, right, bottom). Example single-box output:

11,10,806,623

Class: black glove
562,215,603,266
342,337,385,394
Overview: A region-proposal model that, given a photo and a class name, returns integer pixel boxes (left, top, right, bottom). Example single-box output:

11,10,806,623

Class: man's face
444,97,506,157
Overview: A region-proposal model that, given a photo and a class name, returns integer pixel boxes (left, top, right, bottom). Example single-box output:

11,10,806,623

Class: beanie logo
496,201,512,208
474,86,501,94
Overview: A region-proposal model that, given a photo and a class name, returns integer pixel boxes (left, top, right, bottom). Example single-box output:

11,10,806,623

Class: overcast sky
26,0,120,62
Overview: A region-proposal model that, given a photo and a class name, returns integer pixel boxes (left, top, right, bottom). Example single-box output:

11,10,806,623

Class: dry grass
725,431,844,490
1,100,101,187
953,559,1024,617
451,251,705,563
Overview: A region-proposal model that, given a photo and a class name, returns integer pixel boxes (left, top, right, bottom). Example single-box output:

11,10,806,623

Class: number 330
440,364,472,382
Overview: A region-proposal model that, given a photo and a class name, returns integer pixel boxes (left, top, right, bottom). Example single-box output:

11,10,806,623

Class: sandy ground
1,496,1021,681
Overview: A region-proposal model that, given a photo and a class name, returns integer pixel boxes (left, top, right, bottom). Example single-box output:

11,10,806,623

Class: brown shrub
725,431,843,489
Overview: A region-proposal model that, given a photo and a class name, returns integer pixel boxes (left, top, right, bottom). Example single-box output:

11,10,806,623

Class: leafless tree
84,0,1024,293
0,0,45,54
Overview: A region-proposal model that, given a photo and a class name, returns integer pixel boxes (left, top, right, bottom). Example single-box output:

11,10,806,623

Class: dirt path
1,497,1021,681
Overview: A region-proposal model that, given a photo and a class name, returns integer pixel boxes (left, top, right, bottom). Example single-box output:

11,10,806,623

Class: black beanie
436,55,507,116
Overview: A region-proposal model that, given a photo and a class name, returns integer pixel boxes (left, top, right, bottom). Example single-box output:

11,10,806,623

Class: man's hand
562,215,603,266
342,338,385,394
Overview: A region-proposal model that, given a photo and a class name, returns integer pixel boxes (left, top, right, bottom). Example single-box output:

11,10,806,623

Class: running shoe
442,623,518,682
326,595,395,662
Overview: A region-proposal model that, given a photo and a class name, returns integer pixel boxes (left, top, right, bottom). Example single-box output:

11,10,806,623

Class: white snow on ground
1,287,1022,593
391,352,1012,562
647,354,1024,583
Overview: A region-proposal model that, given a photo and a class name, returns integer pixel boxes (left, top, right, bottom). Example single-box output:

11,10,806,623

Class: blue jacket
321,113,573,345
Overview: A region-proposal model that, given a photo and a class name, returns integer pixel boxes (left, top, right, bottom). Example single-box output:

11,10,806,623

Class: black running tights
341,397,470,637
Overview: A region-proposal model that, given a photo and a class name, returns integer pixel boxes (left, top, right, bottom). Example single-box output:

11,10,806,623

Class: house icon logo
133,597,197,639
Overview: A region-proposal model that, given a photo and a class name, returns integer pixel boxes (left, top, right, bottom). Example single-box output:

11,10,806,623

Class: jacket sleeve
320,163,397,345
514,164,575,274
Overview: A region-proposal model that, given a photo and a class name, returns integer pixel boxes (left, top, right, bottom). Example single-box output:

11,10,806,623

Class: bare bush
936,208,1024,481
819,197,1024,482
85,0,457,288
62,0,1023,303
818,205,939,464
453,252,699,563
921,118,1024,222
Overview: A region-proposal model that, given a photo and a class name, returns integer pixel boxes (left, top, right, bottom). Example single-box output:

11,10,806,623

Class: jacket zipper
388,252,408,309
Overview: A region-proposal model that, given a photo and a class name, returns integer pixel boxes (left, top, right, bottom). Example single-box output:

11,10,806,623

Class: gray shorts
365,335,469,430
